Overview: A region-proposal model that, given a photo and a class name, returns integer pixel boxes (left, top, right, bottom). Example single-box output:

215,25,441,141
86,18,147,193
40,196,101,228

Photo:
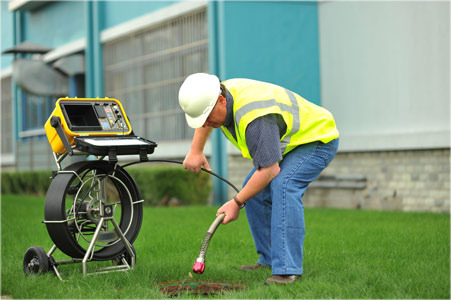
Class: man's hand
216,200,240,224
183,127,213,173
183,151,211,173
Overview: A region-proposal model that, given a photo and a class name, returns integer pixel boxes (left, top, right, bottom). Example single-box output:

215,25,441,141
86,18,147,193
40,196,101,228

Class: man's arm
183,126,214,172
237,162,280,202
216,114,284,224
216,162,280,224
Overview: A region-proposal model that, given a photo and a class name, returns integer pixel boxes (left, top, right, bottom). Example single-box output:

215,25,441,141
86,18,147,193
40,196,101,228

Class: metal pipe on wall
85,0,104,98
208,1,229,205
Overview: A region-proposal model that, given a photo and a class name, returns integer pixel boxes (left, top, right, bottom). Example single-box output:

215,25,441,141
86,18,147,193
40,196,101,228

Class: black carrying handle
50,116,73,156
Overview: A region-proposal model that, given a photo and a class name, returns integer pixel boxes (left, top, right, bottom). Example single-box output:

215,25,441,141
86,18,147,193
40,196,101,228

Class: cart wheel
113,245,136,266
45,160,143,261
23,246,49,275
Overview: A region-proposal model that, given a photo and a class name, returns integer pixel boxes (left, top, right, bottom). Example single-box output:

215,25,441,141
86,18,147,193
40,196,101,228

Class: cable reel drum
23,98,157,279
45,160,142,260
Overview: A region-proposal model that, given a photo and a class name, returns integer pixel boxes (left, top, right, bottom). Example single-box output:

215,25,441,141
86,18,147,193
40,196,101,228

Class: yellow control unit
45,97,133,154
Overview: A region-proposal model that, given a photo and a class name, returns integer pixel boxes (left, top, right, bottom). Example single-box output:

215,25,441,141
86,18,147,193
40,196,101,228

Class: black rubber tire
23,246,49,275
44,160,143,260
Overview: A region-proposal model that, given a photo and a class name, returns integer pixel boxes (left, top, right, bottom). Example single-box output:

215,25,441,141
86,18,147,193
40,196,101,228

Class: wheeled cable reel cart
23,97,157,280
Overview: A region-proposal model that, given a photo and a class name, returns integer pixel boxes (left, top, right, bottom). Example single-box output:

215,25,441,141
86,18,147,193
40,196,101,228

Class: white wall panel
318,1,450,151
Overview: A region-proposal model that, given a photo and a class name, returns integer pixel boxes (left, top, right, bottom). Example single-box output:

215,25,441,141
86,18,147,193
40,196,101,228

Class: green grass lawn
2,194,449,299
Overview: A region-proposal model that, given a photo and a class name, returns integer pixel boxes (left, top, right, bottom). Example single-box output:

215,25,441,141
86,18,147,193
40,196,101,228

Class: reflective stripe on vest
234,88,300,154
222,79,339,159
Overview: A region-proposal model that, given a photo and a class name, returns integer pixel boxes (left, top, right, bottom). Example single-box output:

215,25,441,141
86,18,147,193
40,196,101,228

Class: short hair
220,83,227,98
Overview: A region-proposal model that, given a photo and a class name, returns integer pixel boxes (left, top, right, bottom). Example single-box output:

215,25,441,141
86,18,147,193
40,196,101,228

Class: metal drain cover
158,281,245,296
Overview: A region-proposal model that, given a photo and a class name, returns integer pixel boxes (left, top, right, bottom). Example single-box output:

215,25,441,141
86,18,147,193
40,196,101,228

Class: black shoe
264,275,300,285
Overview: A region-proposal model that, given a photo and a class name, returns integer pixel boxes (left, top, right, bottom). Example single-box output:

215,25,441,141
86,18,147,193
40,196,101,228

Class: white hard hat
178,73,221,128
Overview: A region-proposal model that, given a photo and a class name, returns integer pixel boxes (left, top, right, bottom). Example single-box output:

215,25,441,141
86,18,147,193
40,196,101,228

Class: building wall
303,149,450,213
16,137,53,170
101,1,177,29
318,1,450,152
14,1,180,49
1,1,197,170
15,136,88,171
2,1,450,213
217,1,321,103
1,76,14,168
208,0,322,203
226,1,450,213
307,1,450,212
228,148,450,213
102,7,208,143
27,1,85,48
227,155,253,197
3,1,320,169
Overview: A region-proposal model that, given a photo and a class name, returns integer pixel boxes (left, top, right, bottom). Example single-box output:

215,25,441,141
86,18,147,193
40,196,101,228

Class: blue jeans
243,139,339,275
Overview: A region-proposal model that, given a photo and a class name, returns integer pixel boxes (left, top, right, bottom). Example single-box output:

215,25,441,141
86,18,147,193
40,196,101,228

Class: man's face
202,95,227,128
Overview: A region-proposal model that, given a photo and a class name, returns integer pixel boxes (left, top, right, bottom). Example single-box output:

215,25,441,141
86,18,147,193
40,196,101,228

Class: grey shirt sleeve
245,114,285,169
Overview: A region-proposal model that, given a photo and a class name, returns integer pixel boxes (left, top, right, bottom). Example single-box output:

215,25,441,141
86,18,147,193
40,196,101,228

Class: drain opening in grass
158,280,246,296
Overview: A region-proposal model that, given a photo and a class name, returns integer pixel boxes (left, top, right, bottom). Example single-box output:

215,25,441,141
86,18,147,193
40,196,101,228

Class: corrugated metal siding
103,8,208,142
1,76,13,156
16,137,53,170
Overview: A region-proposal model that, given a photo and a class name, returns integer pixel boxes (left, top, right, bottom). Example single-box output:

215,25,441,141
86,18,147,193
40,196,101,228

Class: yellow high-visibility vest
221,78,339,159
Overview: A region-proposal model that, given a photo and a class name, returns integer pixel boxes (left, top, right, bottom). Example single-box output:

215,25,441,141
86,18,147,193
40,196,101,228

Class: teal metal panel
20,10,28,42
210,130,229,205
27,1,85,49
69,77,77,98
85,2,94,98
208,1,321,205
102,1,178,30
85,1,103,98
93,1,103,97
12,10,19,142
12,10,27,141
221,1,321,104
208,2,219,76
217,1,227,80
14,11,26,47
208,1,229,205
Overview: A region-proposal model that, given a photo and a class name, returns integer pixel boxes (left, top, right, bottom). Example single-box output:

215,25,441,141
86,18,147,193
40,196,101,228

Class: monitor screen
62,104,101,131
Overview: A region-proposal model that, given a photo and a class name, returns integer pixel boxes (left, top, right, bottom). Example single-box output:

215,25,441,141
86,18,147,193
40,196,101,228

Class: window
21,93,57,132
103,8,208,142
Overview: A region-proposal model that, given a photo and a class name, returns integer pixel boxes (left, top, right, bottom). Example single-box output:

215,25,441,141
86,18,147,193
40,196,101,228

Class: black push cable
121,159,240,194
121,159,242,275
121,159,245,275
